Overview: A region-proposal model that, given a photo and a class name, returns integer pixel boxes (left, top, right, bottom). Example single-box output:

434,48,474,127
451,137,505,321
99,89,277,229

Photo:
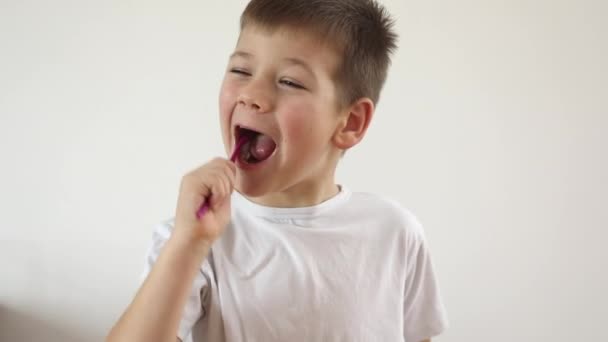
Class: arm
106,236,210,342
107,159,236,342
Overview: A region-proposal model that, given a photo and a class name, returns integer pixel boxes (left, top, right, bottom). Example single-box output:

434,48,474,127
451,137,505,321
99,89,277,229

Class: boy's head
241,0,398,108
219,0,397,203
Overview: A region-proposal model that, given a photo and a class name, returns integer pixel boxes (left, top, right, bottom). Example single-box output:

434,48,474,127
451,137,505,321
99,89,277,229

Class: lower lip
236,157,262,170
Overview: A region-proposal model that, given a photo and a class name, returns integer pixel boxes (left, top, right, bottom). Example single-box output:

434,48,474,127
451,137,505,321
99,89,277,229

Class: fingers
210,158,237,208
184,158,237,210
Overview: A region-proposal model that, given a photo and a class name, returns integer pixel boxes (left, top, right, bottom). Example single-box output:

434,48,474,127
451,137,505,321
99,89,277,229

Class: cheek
219,80,238,116
219,75,239,110
219,82,238,129
218,81,239,147
282,104,324,148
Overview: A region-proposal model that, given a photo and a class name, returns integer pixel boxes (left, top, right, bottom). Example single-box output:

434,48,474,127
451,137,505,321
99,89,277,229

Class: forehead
235,25,341,73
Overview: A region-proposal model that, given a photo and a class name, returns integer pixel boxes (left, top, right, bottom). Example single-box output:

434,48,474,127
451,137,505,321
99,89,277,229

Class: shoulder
347,191,426,240
150,217,176,241
144,217,216,275
144,217,176,260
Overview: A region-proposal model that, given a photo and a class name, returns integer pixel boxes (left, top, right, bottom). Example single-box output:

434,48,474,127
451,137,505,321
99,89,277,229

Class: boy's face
219,25,345,200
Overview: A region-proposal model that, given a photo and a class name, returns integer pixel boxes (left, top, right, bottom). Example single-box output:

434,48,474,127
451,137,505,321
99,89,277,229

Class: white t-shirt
143,186,448,342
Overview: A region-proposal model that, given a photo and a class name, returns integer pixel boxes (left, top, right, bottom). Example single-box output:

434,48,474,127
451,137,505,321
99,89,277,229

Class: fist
173,158,237,246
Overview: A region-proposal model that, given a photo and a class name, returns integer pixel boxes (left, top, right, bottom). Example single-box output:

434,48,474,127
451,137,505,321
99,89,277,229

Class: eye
279,79,305,89
230,68,251,76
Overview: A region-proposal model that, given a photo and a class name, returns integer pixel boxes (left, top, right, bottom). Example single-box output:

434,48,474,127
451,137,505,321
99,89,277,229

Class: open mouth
235,125,277,165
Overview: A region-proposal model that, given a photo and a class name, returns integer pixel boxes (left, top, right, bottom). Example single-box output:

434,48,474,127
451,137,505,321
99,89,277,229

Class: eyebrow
229,51,315,77
229,51,252,59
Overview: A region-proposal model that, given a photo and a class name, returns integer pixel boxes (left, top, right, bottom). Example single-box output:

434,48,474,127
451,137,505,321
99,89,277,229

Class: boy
108,0,448,341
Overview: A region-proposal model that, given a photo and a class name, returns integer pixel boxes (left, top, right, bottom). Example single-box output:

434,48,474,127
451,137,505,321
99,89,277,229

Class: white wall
1,0,606,341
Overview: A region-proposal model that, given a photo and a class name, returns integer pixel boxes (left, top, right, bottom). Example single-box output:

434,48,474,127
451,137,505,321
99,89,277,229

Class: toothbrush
196,136,248,219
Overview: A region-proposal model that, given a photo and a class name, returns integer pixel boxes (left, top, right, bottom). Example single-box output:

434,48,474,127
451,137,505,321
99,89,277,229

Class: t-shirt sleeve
402,215,449,342
140,219,212,342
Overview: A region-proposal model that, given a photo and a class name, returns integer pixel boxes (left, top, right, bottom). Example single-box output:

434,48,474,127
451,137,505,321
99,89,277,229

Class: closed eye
230,68,251,76
279,79,306,90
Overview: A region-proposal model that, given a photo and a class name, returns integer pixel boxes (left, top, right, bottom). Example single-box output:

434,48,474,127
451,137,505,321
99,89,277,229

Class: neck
244,176,340,208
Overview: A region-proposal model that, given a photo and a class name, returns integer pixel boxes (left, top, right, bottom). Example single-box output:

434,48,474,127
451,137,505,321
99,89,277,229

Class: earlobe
332,98,375,150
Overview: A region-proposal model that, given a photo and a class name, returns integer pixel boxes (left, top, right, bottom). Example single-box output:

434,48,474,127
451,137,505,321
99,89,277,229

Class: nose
237,79,272,113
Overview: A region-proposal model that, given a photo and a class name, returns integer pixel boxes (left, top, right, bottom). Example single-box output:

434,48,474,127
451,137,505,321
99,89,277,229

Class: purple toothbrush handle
196,202,210,219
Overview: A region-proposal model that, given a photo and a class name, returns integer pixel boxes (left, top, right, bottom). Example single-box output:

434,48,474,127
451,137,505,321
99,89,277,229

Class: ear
332,97,375,150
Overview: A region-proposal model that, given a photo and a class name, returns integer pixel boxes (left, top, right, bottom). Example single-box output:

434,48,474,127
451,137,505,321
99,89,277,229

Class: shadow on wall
0,305,96,342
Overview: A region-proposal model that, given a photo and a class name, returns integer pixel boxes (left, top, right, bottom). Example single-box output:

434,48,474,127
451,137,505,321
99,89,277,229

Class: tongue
251,134,276,161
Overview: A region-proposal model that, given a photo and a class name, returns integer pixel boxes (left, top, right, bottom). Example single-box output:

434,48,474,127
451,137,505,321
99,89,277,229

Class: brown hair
240,0,398,107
